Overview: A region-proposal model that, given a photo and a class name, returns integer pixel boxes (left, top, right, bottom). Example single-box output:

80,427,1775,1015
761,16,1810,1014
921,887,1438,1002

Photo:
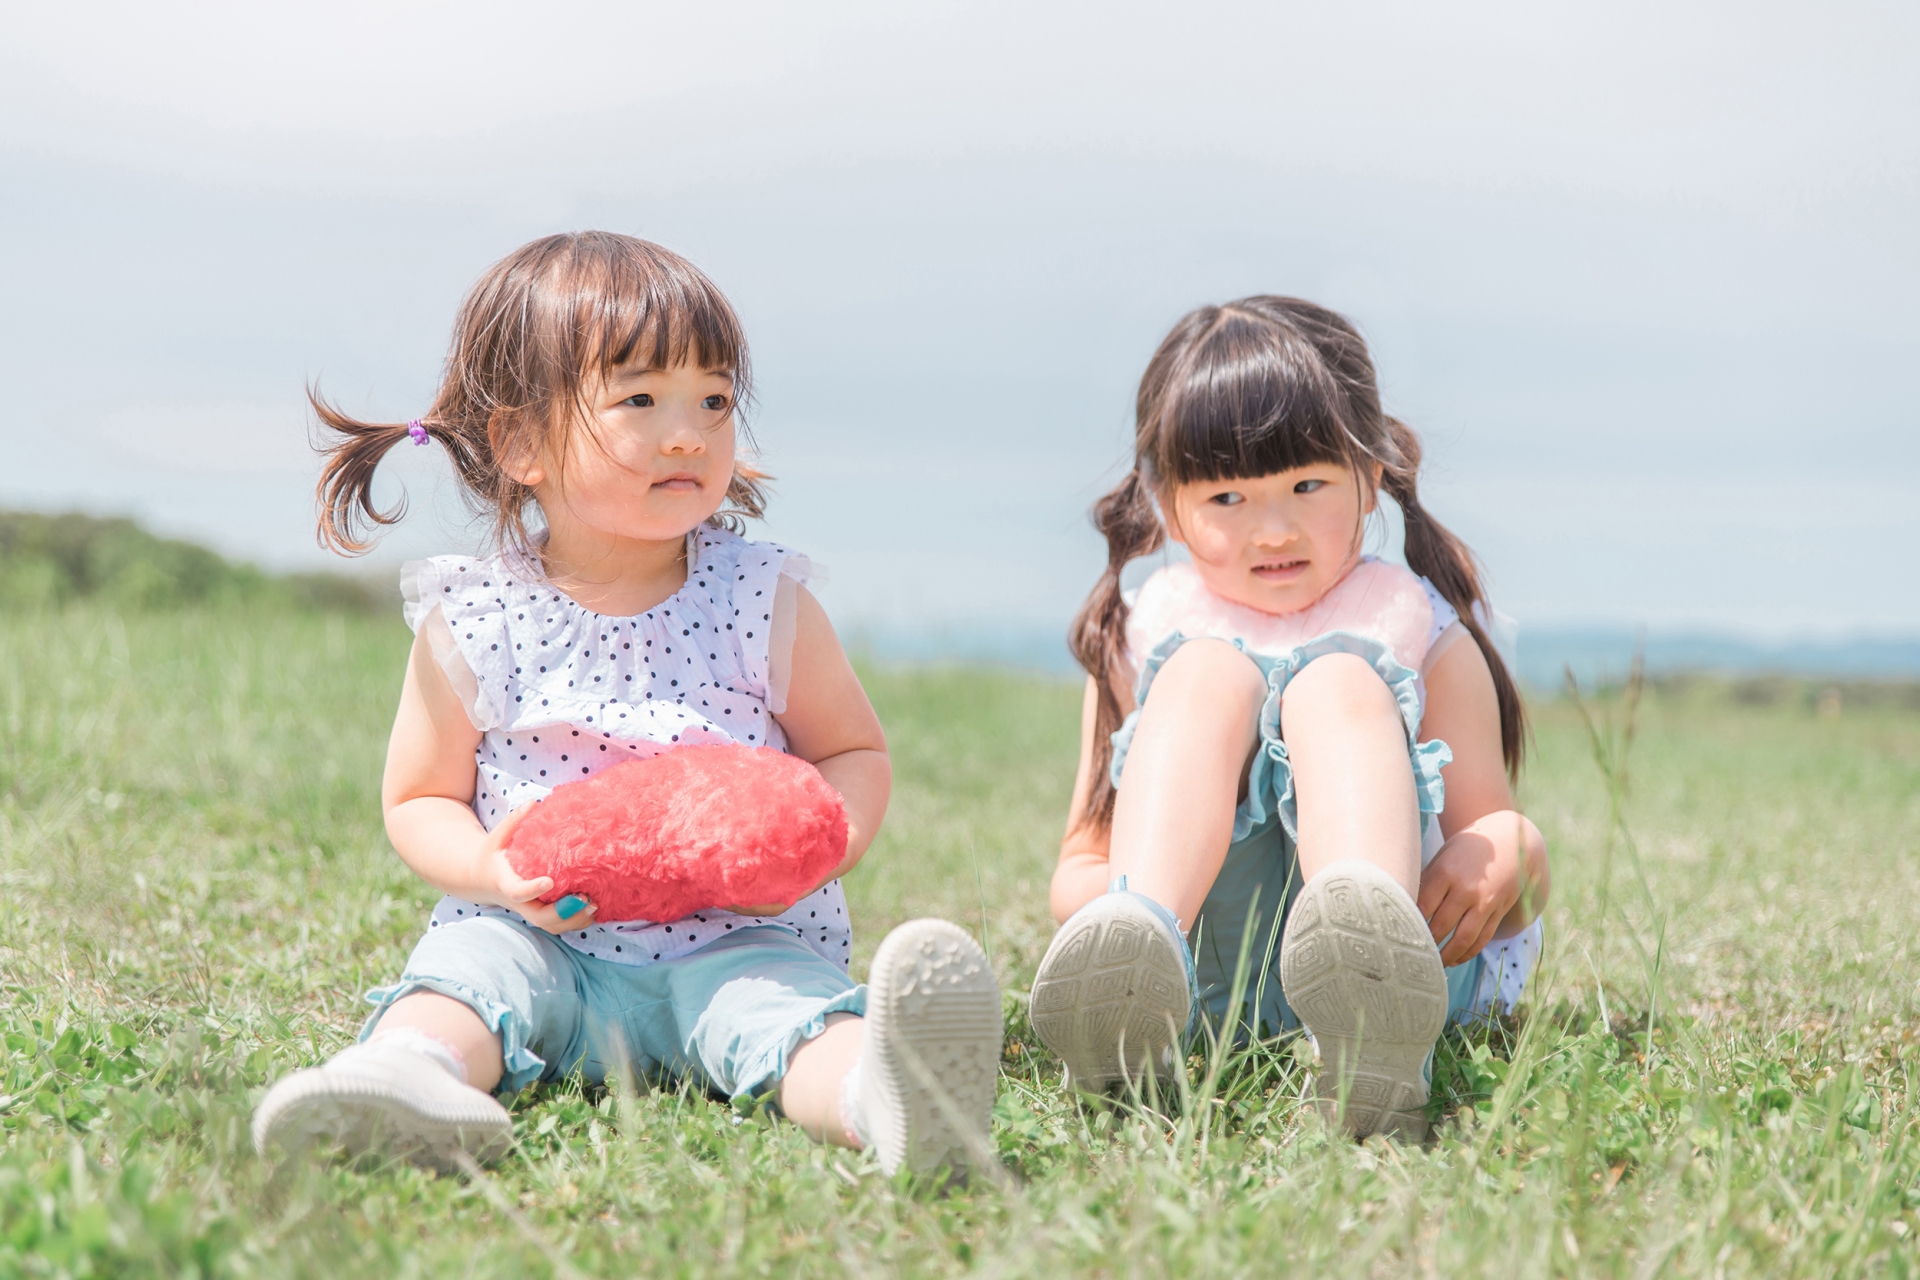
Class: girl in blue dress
1033,297,1549,1140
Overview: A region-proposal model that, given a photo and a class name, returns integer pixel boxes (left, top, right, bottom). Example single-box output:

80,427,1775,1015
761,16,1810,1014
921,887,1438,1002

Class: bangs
580,246,749,381
1145,304,1369,488
481,231,752,411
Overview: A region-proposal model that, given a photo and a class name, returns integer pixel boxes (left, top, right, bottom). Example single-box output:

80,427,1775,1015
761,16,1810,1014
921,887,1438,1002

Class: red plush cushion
505,743,848,923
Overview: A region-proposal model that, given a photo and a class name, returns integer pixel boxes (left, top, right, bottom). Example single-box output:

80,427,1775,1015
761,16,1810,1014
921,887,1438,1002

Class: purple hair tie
407,420,429,446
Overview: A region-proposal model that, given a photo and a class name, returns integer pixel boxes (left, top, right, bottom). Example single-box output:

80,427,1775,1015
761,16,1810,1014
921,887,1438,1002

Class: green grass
3,604,1919,1277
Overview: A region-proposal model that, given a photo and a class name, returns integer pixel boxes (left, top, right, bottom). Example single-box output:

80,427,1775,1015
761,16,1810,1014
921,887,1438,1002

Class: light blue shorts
1113,631,1534,1039
361,917,865,1099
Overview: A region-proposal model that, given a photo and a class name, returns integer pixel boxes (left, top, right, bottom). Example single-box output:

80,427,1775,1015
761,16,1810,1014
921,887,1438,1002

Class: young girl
251,231,1002,1176
1032,297,1549,1140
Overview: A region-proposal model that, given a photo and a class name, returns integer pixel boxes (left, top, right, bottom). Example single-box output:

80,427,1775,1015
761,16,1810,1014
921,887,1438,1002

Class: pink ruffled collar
1125,557,1435,670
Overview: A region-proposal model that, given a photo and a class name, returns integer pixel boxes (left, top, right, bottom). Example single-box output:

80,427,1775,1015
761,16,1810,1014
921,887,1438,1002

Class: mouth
650,473,703,493
1250,558,1309,582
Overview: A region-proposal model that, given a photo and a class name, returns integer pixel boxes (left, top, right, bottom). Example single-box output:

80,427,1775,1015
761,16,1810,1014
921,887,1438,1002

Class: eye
1208,491,1245,507
623,393,653,408
1294,478,1326,494
702,394,730,411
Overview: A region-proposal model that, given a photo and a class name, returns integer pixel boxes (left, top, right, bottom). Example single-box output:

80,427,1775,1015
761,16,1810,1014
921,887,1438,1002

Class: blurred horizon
3,1,1915,643
9,504,1920,691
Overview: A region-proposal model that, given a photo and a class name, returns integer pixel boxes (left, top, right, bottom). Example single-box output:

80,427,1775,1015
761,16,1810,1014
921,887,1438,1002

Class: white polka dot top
399,526,853,971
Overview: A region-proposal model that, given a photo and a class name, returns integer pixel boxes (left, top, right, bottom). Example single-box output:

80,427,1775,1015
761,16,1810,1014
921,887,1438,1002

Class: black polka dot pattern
1418,578,1461,652
403,529,852,971
1462,917,1543,1019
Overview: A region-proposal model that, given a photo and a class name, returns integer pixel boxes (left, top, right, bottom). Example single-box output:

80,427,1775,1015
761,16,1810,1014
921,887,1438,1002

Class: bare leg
1049,846,1113,925
1274,655,1442,1141
373,991,506,1092
1108,639,1267,928
1281,652,1421,899
775,1013,863,1147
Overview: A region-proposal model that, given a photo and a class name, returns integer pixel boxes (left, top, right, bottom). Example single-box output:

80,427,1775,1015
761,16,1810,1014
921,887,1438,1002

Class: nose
1248,502,1298,547
659,408,707,455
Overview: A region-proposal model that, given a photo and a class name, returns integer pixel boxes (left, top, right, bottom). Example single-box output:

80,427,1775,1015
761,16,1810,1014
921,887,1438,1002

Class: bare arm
1051,676,1127,923
1416,635,1550,965
727,584,891,912
382,625,586,933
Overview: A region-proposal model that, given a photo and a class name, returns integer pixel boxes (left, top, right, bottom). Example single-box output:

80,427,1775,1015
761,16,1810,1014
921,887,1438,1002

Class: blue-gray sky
3,1,1915,637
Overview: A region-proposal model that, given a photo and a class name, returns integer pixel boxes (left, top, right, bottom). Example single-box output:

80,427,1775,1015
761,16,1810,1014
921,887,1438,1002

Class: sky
2,0,1916,641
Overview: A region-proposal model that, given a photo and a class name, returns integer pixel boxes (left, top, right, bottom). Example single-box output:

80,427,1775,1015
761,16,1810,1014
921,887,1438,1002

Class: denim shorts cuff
361,976,547,1097
732,984,868,1102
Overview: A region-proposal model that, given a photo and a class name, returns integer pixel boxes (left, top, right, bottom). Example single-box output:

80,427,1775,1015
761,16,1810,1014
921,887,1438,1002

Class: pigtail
311,231,757,561
1380,417,1529,780
311,396,428,556
1068,467,1166,831
311,376,514,556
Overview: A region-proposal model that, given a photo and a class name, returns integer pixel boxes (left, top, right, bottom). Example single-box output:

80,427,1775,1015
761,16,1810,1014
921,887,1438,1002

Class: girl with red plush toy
252,232,1002,1177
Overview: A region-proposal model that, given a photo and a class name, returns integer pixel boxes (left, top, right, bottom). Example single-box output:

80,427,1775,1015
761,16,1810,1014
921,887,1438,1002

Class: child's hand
1416,829,1520,967
471,804,598,935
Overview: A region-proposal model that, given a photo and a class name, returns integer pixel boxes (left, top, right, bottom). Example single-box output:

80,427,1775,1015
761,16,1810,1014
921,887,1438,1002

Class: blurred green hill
0,510,388,612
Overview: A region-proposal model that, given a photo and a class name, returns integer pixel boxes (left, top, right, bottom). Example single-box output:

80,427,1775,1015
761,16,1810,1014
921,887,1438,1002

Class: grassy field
3,605,1919,1277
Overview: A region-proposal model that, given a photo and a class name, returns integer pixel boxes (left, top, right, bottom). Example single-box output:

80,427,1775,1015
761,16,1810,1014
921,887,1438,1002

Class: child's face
1164,461,1376,615
528,360,737,544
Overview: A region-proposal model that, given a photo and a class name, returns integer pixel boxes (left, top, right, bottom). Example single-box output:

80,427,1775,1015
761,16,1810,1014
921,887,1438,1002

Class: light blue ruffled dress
1110,560,1543,1038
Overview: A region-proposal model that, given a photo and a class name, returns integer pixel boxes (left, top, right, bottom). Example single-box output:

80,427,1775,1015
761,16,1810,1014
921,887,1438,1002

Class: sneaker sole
1029,894,1191,1091
1279,860,1447,1140
863,919,1003,1177
251,1067,514,1173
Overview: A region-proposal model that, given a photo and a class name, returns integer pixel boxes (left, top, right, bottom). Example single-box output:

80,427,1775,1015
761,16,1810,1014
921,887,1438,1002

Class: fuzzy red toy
505,743,848,923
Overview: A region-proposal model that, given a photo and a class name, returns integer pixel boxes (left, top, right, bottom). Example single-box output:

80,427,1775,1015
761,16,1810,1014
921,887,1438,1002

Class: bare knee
1149,638,1266,717
1281,652,1398,735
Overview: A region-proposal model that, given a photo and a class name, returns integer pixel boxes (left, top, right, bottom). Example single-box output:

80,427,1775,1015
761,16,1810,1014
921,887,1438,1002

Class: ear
1361,462,1384,515
489,412,548,488
1154,484,1186,547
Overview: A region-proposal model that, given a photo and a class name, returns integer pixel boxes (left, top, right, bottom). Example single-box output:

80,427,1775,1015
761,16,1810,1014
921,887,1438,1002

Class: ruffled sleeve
1415,577,1520,680
400,558,503,731
1418,577,1460,650
398,559,437,634
731,538,823,709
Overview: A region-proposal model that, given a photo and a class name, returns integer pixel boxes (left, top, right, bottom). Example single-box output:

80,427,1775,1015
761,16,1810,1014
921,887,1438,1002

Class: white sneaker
251,1040,513,1172
1028,887,1195,1091
856,919,1003,1177
1279,859,1448,1141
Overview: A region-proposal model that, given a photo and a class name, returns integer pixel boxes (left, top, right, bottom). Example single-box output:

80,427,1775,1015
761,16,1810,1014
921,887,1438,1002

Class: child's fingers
499,871,555,901
1415,875,1449,924
1438,910,1482,966
1440,907,1502,967
522,898,596,934
1423,883,1470,948
1437,909,1473,965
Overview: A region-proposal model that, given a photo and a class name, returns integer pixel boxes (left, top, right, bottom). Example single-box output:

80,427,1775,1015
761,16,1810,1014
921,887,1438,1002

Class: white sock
838,1053,869,1148
365,1027,470,1086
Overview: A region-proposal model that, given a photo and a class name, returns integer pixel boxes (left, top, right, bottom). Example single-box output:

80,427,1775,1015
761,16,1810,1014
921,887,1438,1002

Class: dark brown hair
1070,296,1527,829
313,230,766,556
